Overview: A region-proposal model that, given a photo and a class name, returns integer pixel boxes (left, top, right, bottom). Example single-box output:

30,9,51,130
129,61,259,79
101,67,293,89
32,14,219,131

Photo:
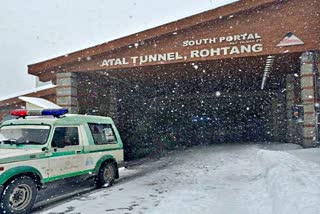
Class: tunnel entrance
76,53,300,159
123,92,277,146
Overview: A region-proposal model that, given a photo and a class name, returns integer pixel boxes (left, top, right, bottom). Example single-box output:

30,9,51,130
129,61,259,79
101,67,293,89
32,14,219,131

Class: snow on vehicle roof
0,84,56,102
19,96,61,109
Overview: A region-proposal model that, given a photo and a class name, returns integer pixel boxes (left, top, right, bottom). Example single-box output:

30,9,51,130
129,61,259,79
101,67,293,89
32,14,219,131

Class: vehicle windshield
0,125,50,145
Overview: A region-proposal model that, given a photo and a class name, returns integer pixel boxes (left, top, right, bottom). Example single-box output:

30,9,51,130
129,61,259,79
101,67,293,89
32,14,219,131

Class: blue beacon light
41,108,69,116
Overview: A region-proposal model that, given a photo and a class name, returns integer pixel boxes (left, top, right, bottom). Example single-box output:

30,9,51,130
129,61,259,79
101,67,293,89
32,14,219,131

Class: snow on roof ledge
0,84,56,102
19,96,61,109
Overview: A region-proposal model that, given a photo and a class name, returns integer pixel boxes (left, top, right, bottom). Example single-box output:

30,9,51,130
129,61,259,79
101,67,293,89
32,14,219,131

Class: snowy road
35,143,320,214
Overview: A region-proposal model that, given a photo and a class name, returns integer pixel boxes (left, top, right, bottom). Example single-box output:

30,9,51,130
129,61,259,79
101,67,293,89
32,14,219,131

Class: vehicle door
48,126,85,179
84,123,122,170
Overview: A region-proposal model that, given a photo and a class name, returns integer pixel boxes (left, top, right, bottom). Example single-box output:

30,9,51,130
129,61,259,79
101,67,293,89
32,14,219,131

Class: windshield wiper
1,139,43,145
18,141,43,145
1,138,19,145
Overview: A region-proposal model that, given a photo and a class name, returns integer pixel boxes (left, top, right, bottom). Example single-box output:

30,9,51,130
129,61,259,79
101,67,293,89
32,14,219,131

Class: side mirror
52,140,65,149
56,143,65,148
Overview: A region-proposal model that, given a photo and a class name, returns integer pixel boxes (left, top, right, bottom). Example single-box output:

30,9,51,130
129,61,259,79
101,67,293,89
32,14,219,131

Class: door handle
76,150,82,154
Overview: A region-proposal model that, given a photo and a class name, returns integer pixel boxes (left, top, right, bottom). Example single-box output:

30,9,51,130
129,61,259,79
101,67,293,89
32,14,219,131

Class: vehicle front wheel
0,176,37,214
96,162,116,188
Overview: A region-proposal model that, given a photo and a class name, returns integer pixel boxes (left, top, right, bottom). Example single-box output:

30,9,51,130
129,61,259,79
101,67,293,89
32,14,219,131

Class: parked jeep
0,109,124,214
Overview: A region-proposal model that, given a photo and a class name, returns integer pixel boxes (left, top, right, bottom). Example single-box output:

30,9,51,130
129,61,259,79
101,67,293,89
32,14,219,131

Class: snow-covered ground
38,143,320,214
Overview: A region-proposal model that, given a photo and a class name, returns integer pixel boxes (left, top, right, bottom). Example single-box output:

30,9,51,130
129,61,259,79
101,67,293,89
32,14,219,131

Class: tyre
0,176,37,214
96,162,116,188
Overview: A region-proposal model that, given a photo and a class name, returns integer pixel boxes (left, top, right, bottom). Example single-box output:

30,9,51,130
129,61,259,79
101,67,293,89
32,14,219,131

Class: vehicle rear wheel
96,162,116,188
0,176,37,214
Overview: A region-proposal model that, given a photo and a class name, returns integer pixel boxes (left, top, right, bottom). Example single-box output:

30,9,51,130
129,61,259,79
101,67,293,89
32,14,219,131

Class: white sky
0,0,237,97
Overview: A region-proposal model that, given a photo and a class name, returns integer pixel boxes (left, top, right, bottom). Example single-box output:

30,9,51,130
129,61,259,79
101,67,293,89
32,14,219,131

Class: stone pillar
300,52,317,147
56,72,79,113
316,52,320,143
316,52,320,105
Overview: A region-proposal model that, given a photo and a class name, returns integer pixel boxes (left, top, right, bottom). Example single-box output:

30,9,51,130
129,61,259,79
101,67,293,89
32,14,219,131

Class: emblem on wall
277,32,304,47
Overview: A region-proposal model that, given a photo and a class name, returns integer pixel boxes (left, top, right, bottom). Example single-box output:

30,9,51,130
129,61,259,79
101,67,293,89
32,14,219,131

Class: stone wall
300,52,317,147
56,72,79,113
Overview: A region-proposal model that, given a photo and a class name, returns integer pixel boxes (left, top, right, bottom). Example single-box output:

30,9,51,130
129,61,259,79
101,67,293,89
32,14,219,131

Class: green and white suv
0,109,124,214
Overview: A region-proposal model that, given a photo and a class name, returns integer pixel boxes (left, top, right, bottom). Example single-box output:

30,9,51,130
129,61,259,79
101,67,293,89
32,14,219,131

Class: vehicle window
0,125,50,145
88,123,117,144
52,127,79,147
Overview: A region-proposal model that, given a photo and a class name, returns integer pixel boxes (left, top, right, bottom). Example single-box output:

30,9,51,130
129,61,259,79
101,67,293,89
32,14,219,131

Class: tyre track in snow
38,144,274,214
